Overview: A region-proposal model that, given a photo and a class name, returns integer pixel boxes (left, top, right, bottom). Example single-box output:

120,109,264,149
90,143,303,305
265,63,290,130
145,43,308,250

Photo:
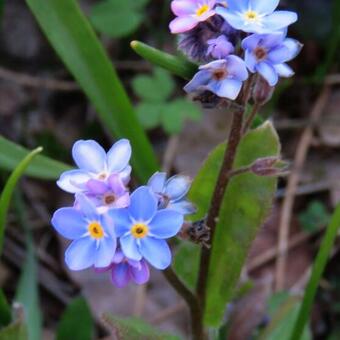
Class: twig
275,86,330,291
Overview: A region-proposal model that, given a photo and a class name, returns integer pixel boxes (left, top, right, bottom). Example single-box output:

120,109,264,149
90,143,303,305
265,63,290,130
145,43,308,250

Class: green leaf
299,200,330,233
25,0,158,183
14,191,42,340
136,102,162,129
0,320,28,340
103,314,180,340
0,147,42,255
132,68,175,102
56,298,93,340
90,0,144,38
131,41,198,80
0,289,11,328
0,135,71,180
205,122,280,326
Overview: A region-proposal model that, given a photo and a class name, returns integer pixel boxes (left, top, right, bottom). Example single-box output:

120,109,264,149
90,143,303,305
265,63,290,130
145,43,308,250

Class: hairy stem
163,268,205,340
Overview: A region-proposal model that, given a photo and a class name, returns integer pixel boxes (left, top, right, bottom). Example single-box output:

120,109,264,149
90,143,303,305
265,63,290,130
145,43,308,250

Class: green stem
290,204,340,340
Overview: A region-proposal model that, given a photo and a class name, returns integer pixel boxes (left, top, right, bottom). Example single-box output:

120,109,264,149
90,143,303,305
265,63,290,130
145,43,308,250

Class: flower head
109,187,183,270
216,0,298,34
184,56,248,99
170,0,217,34
96,250,150,288
207,35,234,59
147,172,196,215
242,32,302,86
51,194,116,270
57,139,131,194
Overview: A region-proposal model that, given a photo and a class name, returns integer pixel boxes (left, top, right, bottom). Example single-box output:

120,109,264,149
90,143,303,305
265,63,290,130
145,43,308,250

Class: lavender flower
184,56,248,100
207,35,234,59
57,139,131,194
51,194,116,270
216,0,298,34
147,172,196,215
242,32,302,86
170,0,217,34
109,186,183,270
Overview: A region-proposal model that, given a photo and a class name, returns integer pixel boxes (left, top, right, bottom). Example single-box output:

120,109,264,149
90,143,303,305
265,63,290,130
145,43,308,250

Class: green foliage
103,314,181,340
0,135,70,180
0,290,11,328
0,320,28,340
56,298,93,340
299,200,330,233
90,0,149,38
291,203,340,340
132,68,202,134
131,41,197,80
25,0,158,183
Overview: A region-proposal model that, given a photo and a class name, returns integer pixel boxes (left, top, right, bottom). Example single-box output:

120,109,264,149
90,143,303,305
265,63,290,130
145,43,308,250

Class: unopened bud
253,77,275,105
179,218,211,248
250,157,289,177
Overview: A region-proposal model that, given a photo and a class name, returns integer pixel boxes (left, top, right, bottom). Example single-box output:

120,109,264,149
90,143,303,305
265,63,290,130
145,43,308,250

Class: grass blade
0,289,11,328
25,0,158,182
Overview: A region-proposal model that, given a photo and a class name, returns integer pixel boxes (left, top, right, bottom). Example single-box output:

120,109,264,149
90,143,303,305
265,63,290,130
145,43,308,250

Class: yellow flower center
196,4,210,17
244,10,259,21
131,223,149,239
88,221,104,239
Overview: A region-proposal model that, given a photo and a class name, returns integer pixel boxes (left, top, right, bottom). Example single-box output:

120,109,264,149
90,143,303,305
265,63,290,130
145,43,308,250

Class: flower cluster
170,0,302,100
52,140,195,288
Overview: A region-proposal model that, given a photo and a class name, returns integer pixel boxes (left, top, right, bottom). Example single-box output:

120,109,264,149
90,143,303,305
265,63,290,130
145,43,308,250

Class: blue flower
184,56,248,99
242,32,302,86
216,0,298,34
207,35,234,59
57,139,131,194
109,186,183,270
147,172,196,215
51,194,116,270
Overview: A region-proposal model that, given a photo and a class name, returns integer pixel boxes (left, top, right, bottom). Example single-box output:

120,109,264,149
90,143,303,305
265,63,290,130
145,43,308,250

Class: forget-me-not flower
147,172,196,215
170,0,217,34
242,32,302,86
57,139,131,194
184,56,248,100
51,194,116,270
206,35,234,59
109,186,183,270
216,0,298,34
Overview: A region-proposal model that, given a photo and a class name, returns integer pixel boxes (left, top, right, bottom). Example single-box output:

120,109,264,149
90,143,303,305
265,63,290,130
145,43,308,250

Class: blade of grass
131,41,197,80
290,204,340,340
0,289,11,328
25,0,158,182
0,146,42,255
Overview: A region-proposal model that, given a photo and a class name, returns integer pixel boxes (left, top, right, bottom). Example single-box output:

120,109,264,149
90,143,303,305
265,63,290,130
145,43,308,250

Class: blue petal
76,193,99,220
128,186,157,222
165,175,191,200
120,234,142,261
108,208,131,236
111,263,130,288
224,0,247,12
282,38,303,62
107,139,131,173
242,34,262,51
244,50,257,72
72,140,106,173
57,169,91,193
216,8,247,31
267,45,290,64
226,55,248,80
119,165,132,185
94,237,116,268
139,238,171,270
168,200,197,215
147,172,167,193
130,260,150,285
51,208,87,240
249,0,279,14
256,62,278,86
184,70,211,93
207,79,243,100
100,214,116,239
262,11,298,32
273,63,294,78
261,33,285,48
148,210,183,238
65,237,96,270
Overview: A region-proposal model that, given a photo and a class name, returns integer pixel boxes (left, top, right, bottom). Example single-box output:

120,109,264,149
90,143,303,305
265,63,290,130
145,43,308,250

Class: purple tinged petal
65,237,96,270
119,165,132,185
108,208,131,236
108,175,126,196
196,9,216,22
139,238,171,270
168,200,197,215
165,175,191,200
261,33,285,48
148,210,183,238
256,62,278,86
267,45,290,64
273,63,294,78
282,38,303,61
86,179,108,195
75,193,99,220
114,193,130,209
261,11,298,32
94,237,116,268
128,186,157,222
72,140,106,173
171,0,197,16
169,16,198,33
184,70,211,93
120,234,142,261
130,260,150,285
112,249,125,263
106,139,131,173
226,55,248,80
244,50,257,72
147,172,166,193
51,208,87,240
111,263,130,288
249,0,279,14
207,79,243,100
242,34,262,51
57,170,91,194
